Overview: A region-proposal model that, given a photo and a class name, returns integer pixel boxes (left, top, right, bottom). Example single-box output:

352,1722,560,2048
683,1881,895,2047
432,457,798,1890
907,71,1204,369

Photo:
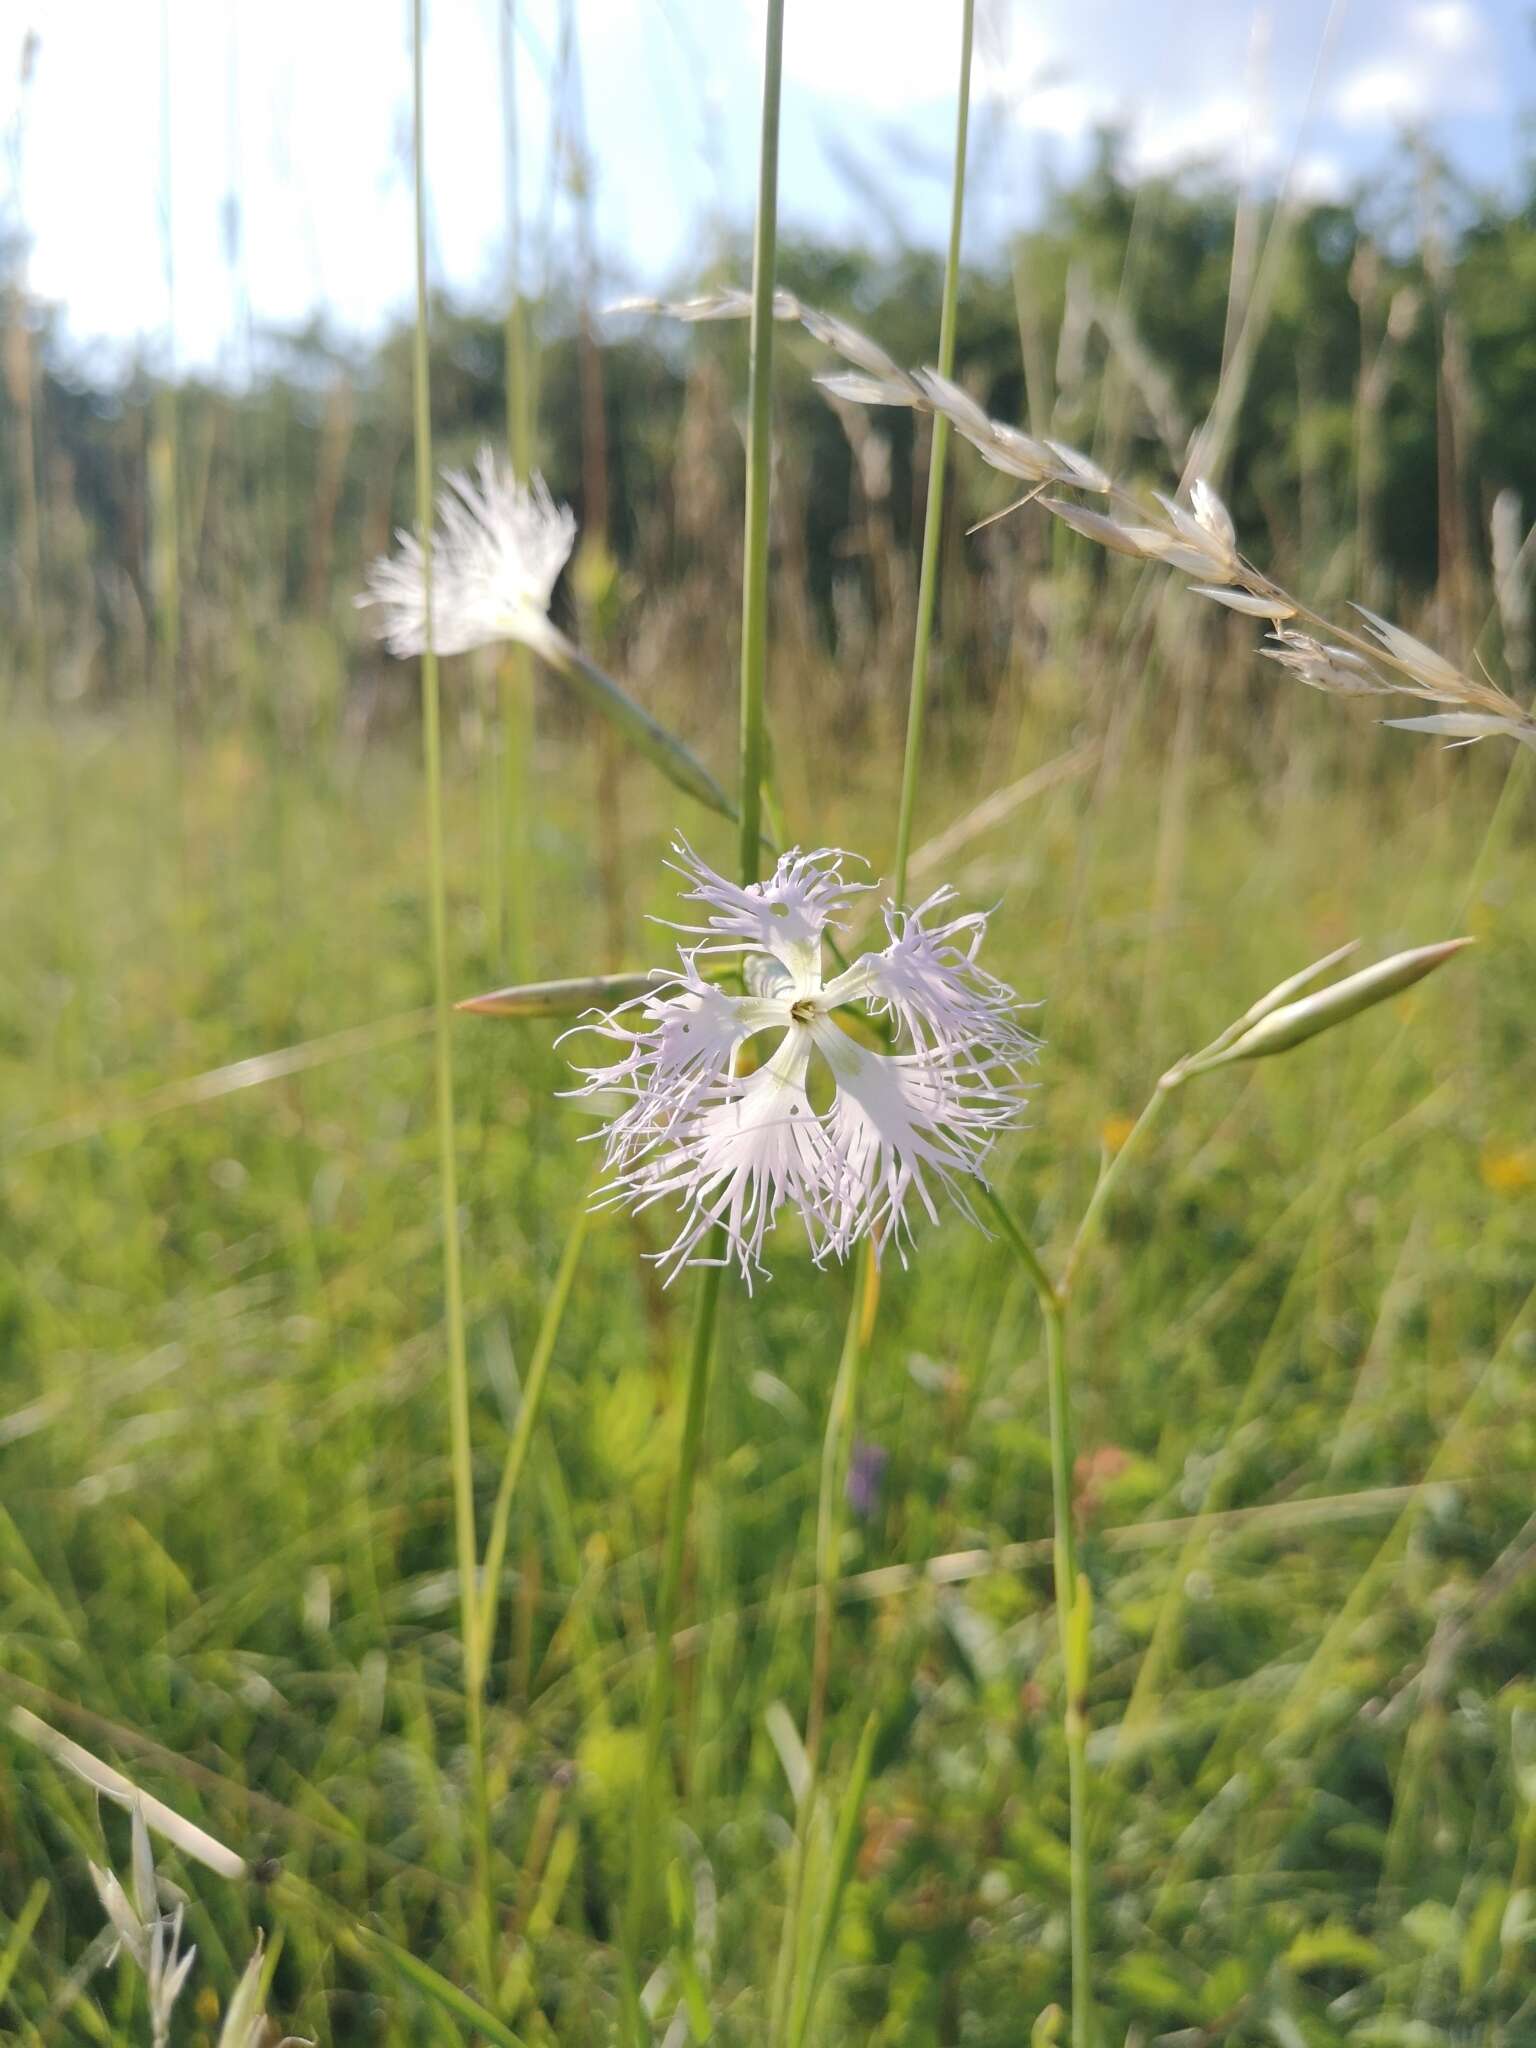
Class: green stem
786,1712,879,2048
620,20,784,2029
501,655,535,976
541,627,734,820
619,1247,725,2033
983,1186,1093,2048
891,0,974,907
807,1244,877,1765
1046,1303,1093,2048
408,0,493,1995
737,0,786,884
474,1191,593,1672
1060,1075,1178,1298
773,1249,876,2048
501,0,536,975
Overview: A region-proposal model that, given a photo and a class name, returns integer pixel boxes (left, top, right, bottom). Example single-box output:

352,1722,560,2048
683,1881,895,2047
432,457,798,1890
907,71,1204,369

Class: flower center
790,995,819,1024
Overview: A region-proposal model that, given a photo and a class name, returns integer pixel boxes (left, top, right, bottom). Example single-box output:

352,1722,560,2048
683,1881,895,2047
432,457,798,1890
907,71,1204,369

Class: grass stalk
1061,1072,1178,1295
621,15,785,2030
474,1190,594,1673
983,1185,1094,2048
773,1250,877,2047
806,1244,879,1765
785,1712,879,2048
619,1250,724,2033
891,0,975,906
736,0,786,883
408,0,493,1994
501,0,536,977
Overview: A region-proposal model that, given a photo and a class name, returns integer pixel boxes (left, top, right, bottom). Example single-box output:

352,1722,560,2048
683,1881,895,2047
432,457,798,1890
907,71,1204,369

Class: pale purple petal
663,837,871,989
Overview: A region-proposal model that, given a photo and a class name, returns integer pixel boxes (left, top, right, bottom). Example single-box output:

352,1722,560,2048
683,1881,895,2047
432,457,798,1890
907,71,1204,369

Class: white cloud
1334,0,1500,126
6,0,1528,371
766,0,1059,115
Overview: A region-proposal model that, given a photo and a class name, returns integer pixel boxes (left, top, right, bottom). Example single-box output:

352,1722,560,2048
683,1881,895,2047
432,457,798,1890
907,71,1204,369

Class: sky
3,0,1532,379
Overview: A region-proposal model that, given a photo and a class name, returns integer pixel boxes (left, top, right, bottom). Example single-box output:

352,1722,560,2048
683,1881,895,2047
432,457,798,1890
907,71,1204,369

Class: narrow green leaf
0,1878,50,2008
1461,1883,1507,1997
347,1924,529,2048
541,625,734,820
787,1713,878,2048
476,1195,595,1665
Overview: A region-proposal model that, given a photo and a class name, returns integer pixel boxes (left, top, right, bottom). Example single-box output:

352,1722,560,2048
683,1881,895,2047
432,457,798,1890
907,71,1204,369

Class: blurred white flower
358,447,576,659
568,842,1036,1287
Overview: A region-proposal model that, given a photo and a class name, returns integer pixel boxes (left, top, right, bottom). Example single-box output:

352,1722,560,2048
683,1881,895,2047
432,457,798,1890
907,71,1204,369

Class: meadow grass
2,683,1534,2042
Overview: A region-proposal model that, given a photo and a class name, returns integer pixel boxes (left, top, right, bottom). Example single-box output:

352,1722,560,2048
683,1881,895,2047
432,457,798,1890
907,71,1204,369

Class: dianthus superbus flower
357,447,733,817
569,841,1037,1287
358,447,576,659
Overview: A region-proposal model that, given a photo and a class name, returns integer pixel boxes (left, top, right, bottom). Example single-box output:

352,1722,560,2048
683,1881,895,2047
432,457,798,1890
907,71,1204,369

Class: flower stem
618,1248,724,2038
1046,1302,1094,2048
737,0,786,886
500,0,536,977
621,11,785,2034
807,1243,879,1765
771,1246,879,2047
541,626,734,820
474,1184,594,1670
982,1185,1093,2048
1060,1074,1179,1298
409,0,492,1995
891,0,974,908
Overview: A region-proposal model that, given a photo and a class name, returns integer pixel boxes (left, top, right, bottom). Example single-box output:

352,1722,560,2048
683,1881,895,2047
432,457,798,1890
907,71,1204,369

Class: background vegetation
2,116,1536,2047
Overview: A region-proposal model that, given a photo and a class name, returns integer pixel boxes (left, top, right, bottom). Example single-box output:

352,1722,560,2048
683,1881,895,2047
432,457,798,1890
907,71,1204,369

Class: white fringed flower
569,842,1037,1288
358,446,576,658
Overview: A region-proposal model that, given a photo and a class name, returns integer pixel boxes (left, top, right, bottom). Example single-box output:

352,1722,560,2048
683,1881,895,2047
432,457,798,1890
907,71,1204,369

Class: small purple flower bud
845,1439,889,1520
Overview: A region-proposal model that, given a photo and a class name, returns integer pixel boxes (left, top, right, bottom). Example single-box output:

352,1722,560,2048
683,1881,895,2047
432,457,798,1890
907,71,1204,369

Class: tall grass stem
409,0,493,1991
474,1191,594,1671
983,1185,1093,2048
619,1249,725,2034
807,1244,878,1764
1062,1078,1176,1295
736,0,786,884
501,0,536,975
891,0,974,907
621,11,785,2029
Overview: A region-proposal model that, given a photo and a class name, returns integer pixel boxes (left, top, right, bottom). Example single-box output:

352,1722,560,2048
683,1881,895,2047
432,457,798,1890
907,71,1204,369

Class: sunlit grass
2,692,1533,2041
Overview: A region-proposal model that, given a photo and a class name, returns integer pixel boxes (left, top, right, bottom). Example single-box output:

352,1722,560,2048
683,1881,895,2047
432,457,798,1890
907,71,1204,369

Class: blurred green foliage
3,139,1536,2047
7,138,1536,713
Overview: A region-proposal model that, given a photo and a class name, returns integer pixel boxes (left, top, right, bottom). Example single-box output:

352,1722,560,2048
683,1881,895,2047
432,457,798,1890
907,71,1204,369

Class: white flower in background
569,841,1037,1287
358,447,576,658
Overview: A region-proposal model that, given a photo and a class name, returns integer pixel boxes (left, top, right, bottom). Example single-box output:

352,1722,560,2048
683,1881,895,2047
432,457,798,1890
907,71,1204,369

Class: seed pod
1194,938,1472,1067
457,971,661,1020
1221,939,1362,1041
